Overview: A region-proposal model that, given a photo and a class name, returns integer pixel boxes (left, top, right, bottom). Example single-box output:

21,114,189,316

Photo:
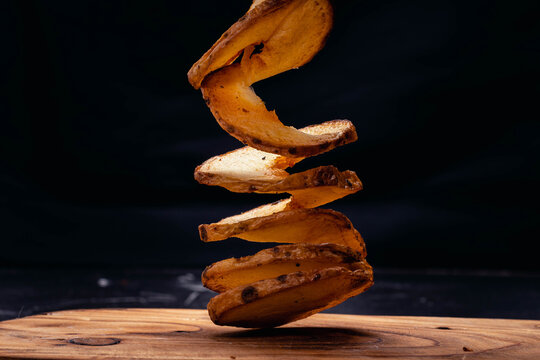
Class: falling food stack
187,0,373,328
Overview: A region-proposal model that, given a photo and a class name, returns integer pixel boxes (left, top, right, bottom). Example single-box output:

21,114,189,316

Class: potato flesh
237,219,366,255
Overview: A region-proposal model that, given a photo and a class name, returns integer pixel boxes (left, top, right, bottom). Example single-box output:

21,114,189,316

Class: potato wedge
188,0,333,89
207,266,373,328
194,146,299,192
203,243,366,293
199,208,366,256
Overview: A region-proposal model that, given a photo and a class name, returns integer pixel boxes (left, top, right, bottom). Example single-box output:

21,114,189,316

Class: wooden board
0,309,538,359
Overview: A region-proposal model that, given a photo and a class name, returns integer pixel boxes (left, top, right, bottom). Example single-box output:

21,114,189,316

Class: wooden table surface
0,308,538,359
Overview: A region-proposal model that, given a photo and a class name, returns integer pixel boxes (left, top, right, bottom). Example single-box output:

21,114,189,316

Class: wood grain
0,308,538,359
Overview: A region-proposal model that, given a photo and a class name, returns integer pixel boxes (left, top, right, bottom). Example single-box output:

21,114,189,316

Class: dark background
2,0,539,271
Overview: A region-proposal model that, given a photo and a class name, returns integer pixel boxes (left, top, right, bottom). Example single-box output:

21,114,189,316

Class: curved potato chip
188,0,332,89
207,266,373,328
203,243,366,293
199,208,366,256
188,0,349,157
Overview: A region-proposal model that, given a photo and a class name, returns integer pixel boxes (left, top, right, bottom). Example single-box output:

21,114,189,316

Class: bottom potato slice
202,243,366,293
208,266,373,328
200,208,366,255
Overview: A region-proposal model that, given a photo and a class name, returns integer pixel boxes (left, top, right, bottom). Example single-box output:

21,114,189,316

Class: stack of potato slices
188,0,373,328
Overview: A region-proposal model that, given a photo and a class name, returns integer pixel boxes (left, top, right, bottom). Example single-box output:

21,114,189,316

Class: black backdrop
1,0,539,270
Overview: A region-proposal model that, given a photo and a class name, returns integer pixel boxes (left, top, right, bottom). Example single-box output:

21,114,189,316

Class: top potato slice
188,0,347,157
188,0,333,89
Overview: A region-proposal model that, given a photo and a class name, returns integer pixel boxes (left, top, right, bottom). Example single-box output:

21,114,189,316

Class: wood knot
68,337,121,346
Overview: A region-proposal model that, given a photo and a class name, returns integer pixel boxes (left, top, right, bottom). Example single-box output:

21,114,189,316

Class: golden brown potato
189,0,372,328
188,0,332,90
202,71,356,157
207,266,373,328
199,208,366,256
187,0,348,157
194,120,358,193
203,243,366,293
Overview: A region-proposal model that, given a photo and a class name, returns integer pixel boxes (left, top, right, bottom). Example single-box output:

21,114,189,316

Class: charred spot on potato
288,147,297,155
312,273,321,281
199,225,208,242
252,138,262,145
276,274,287,283
250,43,264,58
224,124,236,134
319,142,330,150
342,253,361,264
241,286,258,303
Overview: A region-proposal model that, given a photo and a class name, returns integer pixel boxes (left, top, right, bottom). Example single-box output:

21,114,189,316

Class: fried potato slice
207,266,373,328
194,120,361,193
200,208,366,256
197,161,360,196
203,243,366,293
188,0,333,89
201,71,356,157
195,146,299,191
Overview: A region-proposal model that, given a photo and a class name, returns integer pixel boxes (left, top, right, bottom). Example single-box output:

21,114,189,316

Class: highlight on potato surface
188,0,373,328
